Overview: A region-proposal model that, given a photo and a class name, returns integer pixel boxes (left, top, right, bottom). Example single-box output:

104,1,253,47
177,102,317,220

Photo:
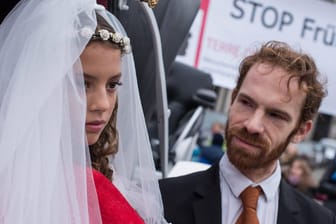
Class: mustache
230,127,270,149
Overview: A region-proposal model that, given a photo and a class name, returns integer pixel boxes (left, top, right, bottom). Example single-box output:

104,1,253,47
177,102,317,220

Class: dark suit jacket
159,163,336,224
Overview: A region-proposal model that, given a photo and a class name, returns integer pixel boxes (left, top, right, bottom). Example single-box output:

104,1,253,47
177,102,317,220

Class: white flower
99,29,110,41
112,32,122,43
123,36,130,46
123,45,131,54
80,26,94,39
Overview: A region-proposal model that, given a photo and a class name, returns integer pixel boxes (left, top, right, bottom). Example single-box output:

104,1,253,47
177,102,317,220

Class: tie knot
240,186,262,210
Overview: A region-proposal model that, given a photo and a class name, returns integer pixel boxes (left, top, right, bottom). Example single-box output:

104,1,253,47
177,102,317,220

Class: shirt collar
219,153,281,202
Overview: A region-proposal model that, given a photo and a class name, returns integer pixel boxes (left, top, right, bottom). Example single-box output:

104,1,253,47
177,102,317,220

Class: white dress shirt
219,154,281,224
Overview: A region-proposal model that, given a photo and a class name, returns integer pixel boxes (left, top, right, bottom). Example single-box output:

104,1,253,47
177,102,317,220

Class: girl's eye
84,80,91,89
107,81,122,91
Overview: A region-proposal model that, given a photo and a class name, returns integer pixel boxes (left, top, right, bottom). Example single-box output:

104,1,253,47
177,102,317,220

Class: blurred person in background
283,155,317,196
280,143,299,166
199,133,225,164
197,122,225,164
280,143,299,174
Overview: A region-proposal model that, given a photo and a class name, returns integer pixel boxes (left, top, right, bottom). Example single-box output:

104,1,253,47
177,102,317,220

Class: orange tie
236,186,262,224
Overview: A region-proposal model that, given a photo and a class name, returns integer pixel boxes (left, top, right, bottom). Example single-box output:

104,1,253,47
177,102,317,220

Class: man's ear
291,120,313,143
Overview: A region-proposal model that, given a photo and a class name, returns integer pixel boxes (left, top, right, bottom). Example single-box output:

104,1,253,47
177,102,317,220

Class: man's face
226,63,311,170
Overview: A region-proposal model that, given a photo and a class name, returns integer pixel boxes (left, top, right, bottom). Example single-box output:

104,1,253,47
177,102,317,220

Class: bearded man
159,41,336,224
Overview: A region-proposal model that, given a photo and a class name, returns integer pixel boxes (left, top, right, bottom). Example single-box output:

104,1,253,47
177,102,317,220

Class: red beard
225,125,290,170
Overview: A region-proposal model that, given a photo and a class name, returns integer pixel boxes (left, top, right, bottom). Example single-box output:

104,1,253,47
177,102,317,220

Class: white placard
178,0,336,116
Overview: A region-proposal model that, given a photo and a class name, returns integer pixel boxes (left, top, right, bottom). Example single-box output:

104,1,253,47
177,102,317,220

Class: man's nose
243,110,265,134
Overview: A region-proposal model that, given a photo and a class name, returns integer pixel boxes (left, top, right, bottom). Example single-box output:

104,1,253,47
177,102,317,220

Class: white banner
177,0,336,116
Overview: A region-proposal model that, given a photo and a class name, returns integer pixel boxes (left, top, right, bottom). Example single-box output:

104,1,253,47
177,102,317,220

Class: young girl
0,0,166,223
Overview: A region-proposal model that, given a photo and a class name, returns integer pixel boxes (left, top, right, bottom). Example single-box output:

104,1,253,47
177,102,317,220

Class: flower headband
81,27,131,54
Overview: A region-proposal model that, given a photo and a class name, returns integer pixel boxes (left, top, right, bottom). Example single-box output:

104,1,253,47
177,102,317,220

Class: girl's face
80,42,121,145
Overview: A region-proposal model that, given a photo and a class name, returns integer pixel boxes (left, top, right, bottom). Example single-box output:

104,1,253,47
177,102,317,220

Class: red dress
96,0,107,7
92,169,145,224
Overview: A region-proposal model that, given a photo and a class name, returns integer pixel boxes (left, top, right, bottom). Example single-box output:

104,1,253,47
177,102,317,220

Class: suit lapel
189,165,307,224
277,180,303,224
192,163,222,224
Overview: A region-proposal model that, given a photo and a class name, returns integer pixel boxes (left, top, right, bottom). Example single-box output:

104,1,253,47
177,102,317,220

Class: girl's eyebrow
83,73,97,80
83,73,122,81
109,73,122,81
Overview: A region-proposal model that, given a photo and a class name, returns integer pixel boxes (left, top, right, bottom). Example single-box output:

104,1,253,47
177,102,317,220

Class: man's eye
269,112,285,120
239,99,252,107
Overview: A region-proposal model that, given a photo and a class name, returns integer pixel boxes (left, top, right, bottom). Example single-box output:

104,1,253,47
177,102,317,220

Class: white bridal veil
99,7,167,224
0,0,166,223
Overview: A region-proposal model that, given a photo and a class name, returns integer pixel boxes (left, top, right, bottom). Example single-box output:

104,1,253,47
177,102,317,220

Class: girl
0,0,166,223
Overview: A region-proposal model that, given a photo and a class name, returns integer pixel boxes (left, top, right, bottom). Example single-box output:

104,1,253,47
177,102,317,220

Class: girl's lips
86,122,105,133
